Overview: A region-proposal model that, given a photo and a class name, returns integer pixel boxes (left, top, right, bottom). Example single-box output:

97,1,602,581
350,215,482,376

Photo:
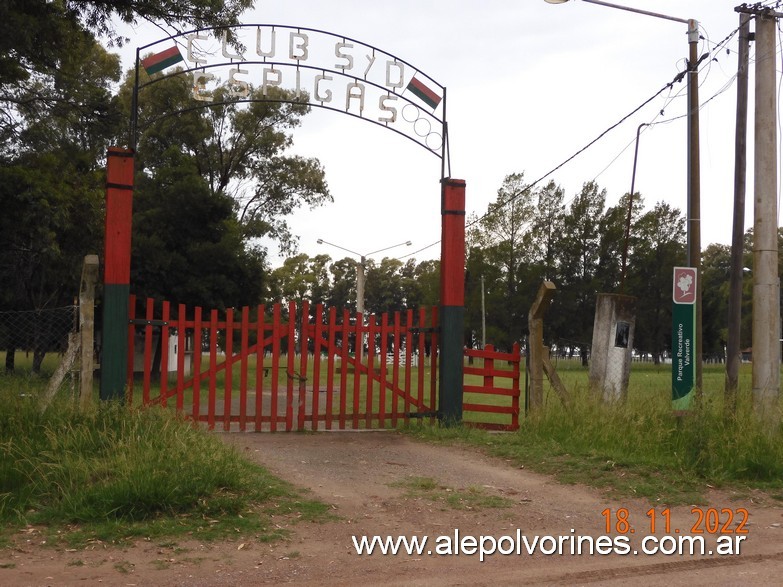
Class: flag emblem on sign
406,76,442,110
141,46,184,75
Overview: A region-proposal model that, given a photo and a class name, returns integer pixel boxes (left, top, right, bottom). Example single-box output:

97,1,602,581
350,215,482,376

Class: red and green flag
141,46,184,75
406,76,442,110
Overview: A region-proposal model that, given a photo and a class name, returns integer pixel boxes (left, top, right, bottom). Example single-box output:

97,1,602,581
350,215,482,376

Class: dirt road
3,431,782,585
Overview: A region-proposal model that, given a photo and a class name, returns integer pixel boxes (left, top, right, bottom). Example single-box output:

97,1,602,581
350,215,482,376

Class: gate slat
160,301,170,408
352,312,361,429
285,301,296,432
271,303,281,432
379,313,388,428
325,306,337,430
511,342,521,430
239,306,249,431
391,311,400,427
416,307,425,415
208,308,218,430
176,303,186,412
142,298,154,405
312,303,324,431
192,306,202,423
365,314,376,429
254,305,265,432
297,301,309,431
340,309,349,430
223,308,234,431
404,309,413,423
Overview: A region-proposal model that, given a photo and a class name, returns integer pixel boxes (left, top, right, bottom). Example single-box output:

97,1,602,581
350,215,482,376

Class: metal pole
686,18,702,392
620,122,647,292
726,13,751,414
581,0,688,25
481,274,486,349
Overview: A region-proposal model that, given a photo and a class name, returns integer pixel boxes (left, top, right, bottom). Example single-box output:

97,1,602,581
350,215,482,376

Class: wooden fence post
79,255,99,410
528,281,556,412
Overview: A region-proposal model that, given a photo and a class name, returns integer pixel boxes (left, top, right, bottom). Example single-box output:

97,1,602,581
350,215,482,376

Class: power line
465,65,692,230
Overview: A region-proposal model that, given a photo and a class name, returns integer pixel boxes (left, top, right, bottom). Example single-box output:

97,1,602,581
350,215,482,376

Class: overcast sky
115,1,766,267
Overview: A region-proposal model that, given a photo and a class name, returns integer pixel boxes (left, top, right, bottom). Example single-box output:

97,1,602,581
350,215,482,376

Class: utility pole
686,18,703,393
726,12,751,414
481,274,486,350
735,4,781,425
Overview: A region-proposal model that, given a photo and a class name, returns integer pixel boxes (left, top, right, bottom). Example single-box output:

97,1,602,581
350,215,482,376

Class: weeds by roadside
0,373,329,546
408,383,783,505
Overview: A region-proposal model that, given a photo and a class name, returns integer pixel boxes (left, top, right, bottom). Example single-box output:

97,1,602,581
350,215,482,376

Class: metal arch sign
131,24,448,168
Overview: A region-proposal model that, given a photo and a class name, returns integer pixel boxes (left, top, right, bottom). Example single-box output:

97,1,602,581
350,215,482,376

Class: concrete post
752,15,780,424
589,293,636,402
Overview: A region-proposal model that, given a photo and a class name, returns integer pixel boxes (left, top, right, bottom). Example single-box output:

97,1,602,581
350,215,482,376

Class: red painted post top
440,178,466,307
104,148,135,285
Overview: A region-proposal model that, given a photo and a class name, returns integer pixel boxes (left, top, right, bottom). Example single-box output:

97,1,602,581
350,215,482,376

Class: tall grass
0,373,326,543
413,364,783,503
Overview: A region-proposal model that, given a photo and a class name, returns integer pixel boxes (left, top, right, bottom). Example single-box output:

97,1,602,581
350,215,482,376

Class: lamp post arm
364,240,413,257
316,239,363,258
581,0,689,25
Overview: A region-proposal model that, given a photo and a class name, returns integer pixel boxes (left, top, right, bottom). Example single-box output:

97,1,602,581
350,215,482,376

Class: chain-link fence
0,306,77,374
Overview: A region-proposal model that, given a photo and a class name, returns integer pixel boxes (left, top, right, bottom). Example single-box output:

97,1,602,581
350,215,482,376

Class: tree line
270,173,777,365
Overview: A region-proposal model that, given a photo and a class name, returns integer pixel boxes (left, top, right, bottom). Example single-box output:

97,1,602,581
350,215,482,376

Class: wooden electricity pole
725,12,751,414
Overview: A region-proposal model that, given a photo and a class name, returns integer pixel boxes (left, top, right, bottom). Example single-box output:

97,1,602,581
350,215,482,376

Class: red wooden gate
127,296,522,431
127,296,438,431
463,343,521,431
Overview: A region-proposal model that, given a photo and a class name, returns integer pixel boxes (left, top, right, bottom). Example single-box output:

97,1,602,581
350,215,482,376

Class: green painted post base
438,305,464,425
100,284,129,401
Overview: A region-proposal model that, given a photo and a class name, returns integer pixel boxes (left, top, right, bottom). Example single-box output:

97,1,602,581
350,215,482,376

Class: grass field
2,354,781,525
414,359,783,504
0,371,329,546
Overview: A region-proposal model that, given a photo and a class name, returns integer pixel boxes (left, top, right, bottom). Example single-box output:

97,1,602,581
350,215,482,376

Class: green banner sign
672,267,697,411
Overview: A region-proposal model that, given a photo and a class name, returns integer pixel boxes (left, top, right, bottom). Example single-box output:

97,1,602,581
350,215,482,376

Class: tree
364,258,407,314
701,243,731,359
529,180,565,282
127,73,331,306
558,181,606,364
1,0,251,140
476,173,536,348
596,193,643,293
626,202,686,362
0,38,121,372
328,258,359,312
131,148,267,309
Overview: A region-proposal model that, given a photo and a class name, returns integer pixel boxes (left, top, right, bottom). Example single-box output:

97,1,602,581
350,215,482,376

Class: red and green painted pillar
100,147,135,401
438,178,466,424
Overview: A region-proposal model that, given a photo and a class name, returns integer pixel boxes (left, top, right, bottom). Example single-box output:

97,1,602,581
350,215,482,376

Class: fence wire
0,306,77,372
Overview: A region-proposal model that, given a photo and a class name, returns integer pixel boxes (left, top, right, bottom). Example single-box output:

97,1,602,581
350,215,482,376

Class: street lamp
317,238,412,361
316,238,412,314
544,0,702,390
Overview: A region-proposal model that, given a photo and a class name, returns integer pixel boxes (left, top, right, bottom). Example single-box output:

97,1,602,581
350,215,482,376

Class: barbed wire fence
0,306,78,375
